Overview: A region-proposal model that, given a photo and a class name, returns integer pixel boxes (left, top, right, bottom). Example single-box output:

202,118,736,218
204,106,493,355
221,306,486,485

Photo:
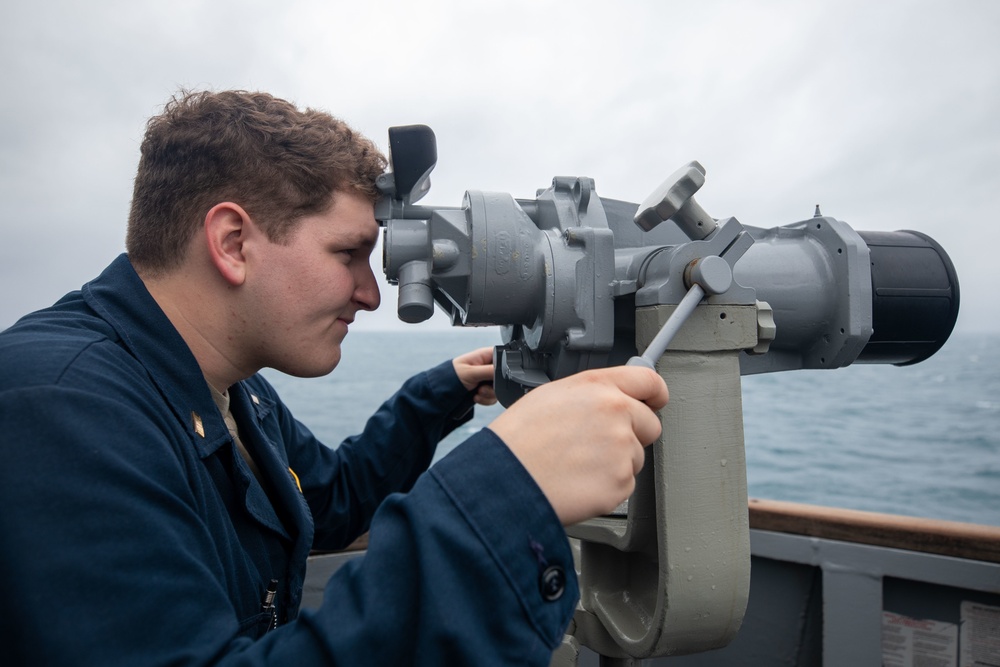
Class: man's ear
204,202,253,286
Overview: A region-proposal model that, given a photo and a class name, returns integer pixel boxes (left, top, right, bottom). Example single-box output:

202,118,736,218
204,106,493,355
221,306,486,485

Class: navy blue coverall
0,254,577,666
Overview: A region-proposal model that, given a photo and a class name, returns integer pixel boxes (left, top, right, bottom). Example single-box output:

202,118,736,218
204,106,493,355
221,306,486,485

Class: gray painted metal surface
570,308,755,657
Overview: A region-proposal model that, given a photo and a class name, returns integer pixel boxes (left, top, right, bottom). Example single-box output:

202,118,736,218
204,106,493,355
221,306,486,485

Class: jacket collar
82,254,312,548
82,254,233,459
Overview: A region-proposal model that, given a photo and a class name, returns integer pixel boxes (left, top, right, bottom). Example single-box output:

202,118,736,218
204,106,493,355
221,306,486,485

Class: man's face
240,191,381,377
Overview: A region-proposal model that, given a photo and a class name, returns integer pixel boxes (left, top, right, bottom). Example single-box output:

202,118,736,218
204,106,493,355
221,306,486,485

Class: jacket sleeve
266,430,579,666
255,359,478,550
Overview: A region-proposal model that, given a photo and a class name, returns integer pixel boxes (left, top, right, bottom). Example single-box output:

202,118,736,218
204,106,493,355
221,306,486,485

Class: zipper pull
261,579,278,631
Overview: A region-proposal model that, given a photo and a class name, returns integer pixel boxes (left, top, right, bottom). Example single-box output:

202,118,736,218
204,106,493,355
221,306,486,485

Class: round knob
397,260,434,323
687,255,732,296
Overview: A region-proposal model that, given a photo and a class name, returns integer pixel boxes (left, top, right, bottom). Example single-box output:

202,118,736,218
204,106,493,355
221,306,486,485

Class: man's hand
452,347,497,406
488,366,668,526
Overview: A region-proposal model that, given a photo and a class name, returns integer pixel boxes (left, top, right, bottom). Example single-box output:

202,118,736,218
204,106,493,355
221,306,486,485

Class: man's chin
273,351,342,379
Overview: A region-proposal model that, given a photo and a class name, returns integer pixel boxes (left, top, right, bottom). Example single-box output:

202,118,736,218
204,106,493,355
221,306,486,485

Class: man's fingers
455,346,494,366
581,365,669,411
473,383,497,406
628,393,663,446
631,438,646,476
464,364,494,384
453,347,496,391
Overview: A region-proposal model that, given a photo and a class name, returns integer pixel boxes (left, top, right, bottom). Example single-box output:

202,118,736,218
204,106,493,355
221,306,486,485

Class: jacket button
540,565,566,602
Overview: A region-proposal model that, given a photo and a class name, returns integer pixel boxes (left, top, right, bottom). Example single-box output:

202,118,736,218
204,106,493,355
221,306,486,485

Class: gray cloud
2,0,997,334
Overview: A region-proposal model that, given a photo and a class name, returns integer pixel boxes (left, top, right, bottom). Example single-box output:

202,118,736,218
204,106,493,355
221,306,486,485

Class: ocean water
262,329,1000,527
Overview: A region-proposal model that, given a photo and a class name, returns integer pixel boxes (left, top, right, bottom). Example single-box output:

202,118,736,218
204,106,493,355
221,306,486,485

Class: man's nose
355,263,381,312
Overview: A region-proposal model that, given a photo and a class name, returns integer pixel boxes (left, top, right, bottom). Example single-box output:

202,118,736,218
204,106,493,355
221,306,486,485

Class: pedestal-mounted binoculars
375,124,959,661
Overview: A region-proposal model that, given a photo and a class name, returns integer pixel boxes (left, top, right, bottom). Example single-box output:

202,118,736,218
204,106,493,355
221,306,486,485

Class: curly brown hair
125,90,387,275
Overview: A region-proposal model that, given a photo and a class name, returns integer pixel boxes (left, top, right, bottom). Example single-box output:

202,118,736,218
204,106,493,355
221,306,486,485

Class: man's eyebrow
358,229,380,247
340,227,379,248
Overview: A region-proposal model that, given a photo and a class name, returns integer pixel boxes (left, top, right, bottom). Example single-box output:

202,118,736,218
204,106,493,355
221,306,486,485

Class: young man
0,90,667,666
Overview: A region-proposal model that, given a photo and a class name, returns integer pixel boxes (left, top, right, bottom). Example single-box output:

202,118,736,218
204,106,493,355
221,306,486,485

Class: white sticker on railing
960,601,1000,667
882,611,957,667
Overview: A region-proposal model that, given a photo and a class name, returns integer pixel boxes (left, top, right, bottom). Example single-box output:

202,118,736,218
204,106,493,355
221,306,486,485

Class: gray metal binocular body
375,125,959,660
377,126,957,395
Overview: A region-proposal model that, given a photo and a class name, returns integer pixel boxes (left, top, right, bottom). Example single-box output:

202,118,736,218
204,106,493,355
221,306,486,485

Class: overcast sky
2,0,997,335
